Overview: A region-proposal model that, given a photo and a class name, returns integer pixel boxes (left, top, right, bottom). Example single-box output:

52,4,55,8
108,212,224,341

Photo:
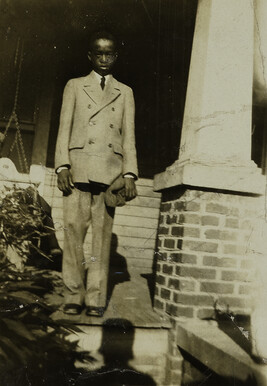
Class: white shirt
93,71,111,89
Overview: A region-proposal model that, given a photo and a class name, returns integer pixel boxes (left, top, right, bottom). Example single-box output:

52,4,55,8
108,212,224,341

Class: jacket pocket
113,143,123,156
68,140,85,150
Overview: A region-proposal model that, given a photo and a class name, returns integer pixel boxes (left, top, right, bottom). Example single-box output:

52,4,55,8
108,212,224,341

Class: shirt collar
93,70,111,84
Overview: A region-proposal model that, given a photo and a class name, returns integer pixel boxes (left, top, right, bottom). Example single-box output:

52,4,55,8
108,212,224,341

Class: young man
55,31,138,316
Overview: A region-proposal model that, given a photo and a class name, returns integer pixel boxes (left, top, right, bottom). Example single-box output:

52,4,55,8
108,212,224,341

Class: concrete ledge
177,319,267,385
153,161,266,195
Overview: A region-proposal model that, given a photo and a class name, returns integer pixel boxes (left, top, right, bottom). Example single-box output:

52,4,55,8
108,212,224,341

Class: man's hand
124,177,137,201
57,169,74,195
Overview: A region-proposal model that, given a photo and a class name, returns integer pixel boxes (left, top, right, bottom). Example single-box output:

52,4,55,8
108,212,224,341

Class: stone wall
154,186,263,320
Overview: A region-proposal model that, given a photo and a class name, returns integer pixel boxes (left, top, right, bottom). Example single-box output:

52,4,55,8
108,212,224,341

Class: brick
154,286,159,296
239,284,252,295
164,239,175,249
223,244,246,255
158,226,169,235
157,252,168,261
168,278,195,292
171,226,183,237
197,308,216,319
206,202,228,215
206,203,239,217
172,226,200,238
168,278,180,290
156,274,166,285
220,230,237,241
176,266,216,280
174,201,186,211
179,213,200,225
161,288,171,300
217,296,249,309
186,201,201,212
204,229,220,239
163,264,173,275
180,240,218,253
184,227,201,238
156,263,161,272
160,202,172,212
154,298,164,310
205,229,237,241
221,270,249,282
171,252,197,264
173,293,214,306
225,218,239,229
166,215,178,224
201,215,219,226
200,282,234,294
203,255,237,268
166,304,194,318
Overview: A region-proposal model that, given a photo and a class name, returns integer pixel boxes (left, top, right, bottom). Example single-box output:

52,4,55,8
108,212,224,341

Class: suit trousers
62,183,115,307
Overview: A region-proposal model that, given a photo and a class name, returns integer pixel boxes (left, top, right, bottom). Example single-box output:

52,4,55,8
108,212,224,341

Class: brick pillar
154,187,263,319
153,0,267,381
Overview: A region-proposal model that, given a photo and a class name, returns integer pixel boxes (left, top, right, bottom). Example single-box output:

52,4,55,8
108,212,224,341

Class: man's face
88,38,117,76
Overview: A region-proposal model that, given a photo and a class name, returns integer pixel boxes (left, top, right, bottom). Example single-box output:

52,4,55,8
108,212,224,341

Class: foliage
0,185,92,385
0,258,94,385
0,185,51,263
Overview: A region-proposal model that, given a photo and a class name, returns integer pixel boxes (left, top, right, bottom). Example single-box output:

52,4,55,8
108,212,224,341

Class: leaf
0,336,27,365
7,290,44,305
2,318,36,341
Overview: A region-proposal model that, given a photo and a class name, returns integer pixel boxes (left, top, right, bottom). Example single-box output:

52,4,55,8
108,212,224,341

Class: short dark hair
89,30,118,51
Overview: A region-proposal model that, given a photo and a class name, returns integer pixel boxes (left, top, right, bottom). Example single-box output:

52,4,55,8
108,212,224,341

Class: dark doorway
0,0,197,177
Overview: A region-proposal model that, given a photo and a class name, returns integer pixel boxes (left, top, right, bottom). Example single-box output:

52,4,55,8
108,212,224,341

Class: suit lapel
83,72,121,118
98,77,121,112
83,71,103,105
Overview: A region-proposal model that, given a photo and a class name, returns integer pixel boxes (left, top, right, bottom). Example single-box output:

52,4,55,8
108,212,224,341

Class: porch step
177,319,267,385
52,268,171,385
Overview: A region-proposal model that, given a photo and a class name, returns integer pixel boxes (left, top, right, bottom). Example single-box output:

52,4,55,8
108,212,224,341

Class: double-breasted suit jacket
55,71,138,184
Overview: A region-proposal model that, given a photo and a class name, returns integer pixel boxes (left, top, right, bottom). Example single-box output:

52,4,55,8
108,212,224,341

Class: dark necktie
100,76,105,90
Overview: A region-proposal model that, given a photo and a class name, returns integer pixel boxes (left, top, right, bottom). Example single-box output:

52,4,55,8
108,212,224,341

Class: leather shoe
63,303,82,315
85,306,105,317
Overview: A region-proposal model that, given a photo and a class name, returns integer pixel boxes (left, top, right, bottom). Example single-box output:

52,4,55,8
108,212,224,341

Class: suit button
110,124,114,128
89,140,95,144
88,104,91,109
108,143,112,148
112,107,115,111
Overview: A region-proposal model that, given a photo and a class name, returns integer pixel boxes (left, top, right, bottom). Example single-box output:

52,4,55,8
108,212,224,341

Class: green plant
0,186,92,385
0,185,51,263
0,262,89,385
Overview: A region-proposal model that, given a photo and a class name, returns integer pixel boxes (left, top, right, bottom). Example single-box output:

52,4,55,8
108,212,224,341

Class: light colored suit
55,71,138,308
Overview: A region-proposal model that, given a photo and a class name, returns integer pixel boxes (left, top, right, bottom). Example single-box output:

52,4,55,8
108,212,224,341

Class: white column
154,0,265,194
